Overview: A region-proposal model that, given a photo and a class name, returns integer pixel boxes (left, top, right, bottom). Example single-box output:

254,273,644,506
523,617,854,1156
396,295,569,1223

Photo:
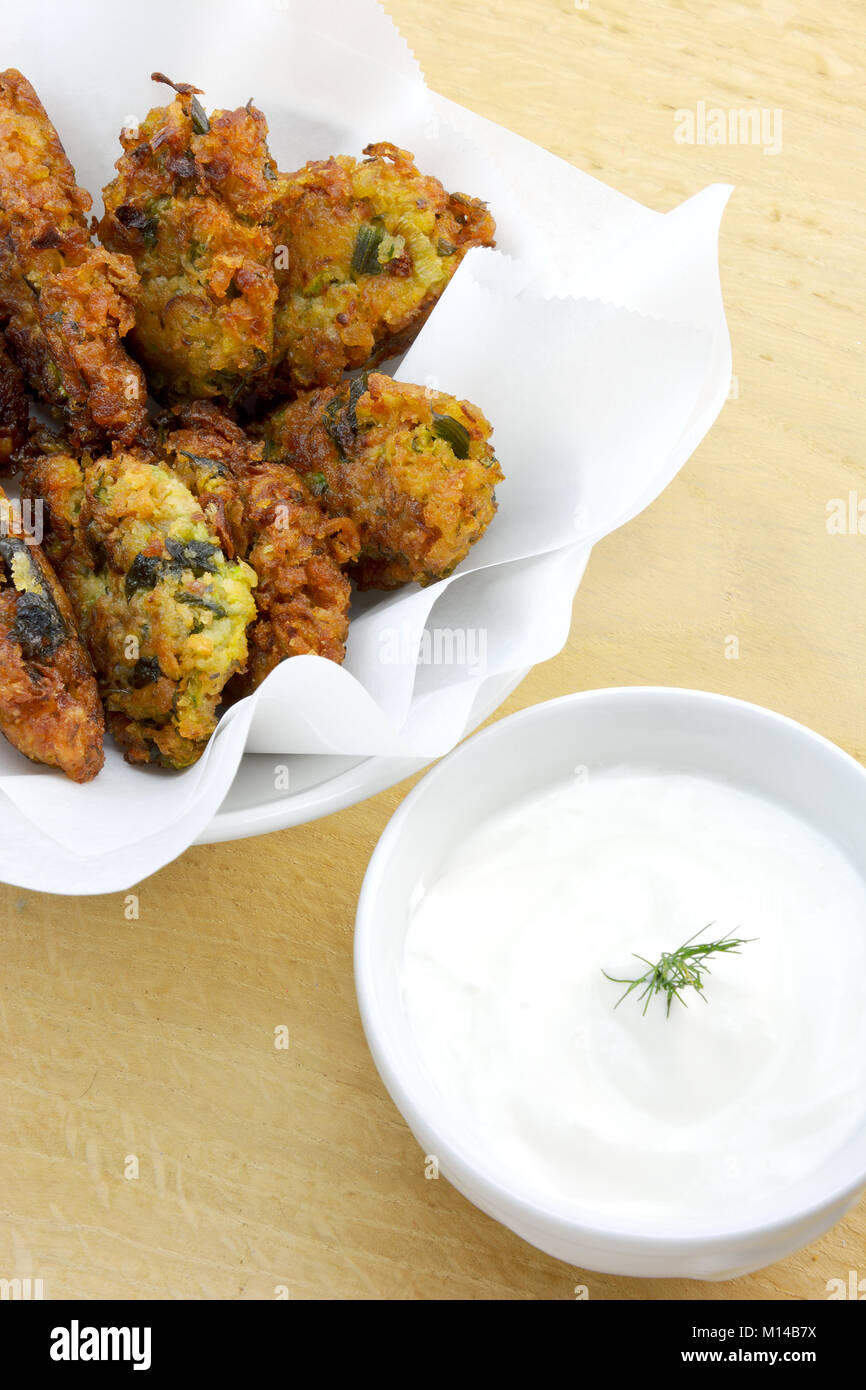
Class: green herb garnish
351,220,385,276
176,593,226,618
431,412,471,459
602,926,756,1018
131,656,163,687
165,537,220,576
190,95,210,135
125,553,164,599
323,373,369,458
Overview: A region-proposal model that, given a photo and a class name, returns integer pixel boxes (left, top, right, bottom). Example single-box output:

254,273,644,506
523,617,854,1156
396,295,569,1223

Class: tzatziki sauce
402,769,866,1227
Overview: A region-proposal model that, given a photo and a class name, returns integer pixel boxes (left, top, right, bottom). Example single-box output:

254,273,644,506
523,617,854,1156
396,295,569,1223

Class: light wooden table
1,0,863,1300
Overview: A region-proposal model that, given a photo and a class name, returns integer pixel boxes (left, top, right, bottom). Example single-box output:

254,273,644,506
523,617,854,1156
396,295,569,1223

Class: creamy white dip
402,769,866,1226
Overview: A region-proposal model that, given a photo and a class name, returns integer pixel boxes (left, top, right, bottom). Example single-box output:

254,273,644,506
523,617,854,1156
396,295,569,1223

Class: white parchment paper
1,0,732,892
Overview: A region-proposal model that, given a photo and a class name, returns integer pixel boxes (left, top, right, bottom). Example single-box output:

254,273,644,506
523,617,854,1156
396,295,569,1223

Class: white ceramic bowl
354,686,866,1279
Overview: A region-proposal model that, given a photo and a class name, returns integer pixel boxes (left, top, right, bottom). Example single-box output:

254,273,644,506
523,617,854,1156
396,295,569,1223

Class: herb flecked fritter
260,372,502,589
0,68,149,450
270,142,495,391
158,400,359,695
22,448,258,767
0,485,104,780
99,79,496,402
99,74,286,404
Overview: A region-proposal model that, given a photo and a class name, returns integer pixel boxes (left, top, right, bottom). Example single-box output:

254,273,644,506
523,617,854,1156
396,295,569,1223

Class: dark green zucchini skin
0,502,104,781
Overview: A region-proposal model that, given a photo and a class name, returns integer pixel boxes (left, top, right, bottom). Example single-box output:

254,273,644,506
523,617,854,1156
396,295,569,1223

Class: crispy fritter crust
159,401,359,694
260,372,502,589
0,69,149,449
100,89,495,402
270,143,495,391
0,486,103,780
0,330,28,469
22,447,257,768
99,76,285,404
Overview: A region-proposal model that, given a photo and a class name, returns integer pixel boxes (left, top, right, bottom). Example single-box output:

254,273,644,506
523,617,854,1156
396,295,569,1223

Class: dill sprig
602,925,756,1018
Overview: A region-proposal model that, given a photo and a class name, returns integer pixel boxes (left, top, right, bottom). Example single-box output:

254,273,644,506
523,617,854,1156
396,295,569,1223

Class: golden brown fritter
260,372,502,589
0,330,28,470
0,485,104,781
270,143,495,391
158,401,359,694
99,75,285,404
99,87,496,403
22,447,257,768
0,69,149,450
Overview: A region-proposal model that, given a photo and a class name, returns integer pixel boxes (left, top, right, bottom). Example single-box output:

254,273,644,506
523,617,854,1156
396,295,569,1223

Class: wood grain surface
1,0,863,1300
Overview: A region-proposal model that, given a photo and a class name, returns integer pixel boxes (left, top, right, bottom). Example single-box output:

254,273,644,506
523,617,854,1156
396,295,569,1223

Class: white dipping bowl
354,687,866,1279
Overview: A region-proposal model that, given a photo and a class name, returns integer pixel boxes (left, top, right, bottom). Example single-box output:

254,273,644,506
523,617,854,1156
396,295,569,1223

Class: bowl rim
354,684,866,1251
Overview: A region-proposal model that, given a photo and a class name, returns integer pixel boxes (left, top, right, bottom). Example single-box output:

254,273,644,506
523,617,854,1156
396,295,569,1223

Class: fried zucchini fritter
260,373,502,589
0,330,28,469
0,69,149,449
270,143,495,391
22,449,257,768
100,86,495,402
99,75,285,404
0,487,104,780
159,401,359,694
